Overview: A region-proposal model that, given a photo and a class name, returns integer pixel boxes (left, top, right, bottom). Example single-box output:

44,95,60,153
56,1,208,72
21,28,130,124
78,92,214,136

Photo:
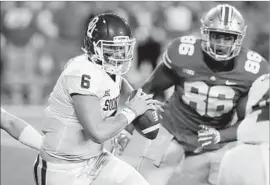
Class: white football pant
33,152,149,185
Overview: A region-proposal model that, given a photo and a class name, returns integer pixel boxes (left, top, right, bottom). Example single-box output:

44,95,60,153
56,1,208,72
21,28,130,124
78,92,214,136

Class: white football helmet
201,4,247,61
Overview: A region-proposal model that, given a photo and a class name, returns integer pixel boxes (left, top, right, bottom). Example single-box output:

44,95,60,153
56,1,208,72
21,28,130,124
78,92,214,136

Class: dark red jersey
159,36,269,136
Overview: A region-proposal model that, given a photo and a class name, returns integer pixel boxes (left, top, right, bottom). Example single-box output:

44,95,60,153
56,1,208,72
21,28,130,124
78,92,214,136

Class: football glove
111,129,132,156
198,125,221,147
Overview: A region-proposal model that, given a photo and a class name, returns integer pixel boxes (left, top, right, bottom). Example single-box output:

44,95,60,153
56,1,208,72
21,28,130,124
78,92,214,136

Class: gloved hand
111,129,132,156
197,125,221,147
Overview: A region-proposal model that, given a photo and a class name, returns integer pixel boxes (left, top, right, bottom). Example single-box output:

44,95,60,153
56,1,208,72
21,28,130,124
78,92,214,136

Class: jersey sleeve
64,61,101,97
162,36,199,70
243,49,270,77
257,57,269,76
162,38,180,69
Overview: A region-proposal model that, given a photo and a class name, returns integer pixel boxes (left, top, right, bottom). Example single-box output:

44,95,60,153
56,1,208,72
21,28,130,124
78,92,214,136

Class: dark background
1,1,269,105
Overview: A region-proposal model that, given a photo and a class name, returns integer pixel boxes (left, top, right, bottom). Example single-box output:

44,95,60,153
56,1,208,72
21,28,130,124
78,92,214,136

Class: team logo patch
225,80,237,85
210,76,216,81
103,90,111,97
87,17,99,38
182,68,195,76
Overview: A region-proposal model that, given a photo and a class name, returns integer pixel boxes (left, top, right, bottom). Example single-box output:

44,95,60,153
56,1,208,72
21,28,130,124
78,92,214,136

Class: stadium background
1,1,269,185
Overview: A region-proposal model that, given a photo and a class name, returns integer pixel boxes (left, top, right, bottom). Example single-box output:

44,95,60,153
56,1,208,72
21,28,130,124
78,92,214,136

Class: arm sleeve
162,38,180,70
142,62,177,94
259,58,270,75
163,49,173,69
142,39,181,94
18,125,43,150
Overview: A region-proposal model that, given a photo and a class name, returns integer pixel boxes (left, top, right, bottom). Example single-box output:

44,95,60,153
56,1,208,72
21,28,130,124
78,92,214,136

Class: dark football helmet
201,4,247,61
83,13,136,75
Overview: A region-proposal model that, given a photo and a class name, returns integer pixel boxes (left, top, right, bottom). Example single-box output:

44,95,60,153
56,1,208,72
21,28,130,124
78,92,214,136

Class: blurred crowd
1,1,269,105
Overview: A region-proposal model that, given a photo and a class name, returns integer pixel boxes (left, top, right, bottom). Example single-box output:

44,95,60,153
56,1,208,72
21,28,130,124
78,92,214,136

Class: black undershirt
202,51,235,73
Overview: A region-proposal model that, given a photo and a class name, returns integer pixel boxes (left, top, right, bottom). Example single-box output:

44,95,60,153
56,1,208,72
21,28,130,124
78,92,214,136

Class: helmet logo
87,17,99,38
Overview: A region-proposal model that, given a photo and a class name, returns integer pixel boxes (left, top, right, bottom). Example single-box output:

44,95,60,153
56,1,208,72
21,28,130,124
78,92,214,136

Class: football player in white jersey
33,13,162,185
1,107,43,150
218,73,269,185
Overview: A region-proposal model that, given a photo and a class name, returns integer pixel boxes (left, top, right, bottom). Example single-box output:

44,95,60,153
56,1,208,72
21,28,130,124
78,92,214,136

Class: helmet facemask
201,28,245,61
92,36,136,75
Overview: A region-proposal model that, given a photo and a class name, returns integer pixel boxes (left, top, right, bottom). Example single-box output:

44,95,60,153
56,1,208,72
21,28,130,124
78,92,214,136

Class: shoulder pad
64,55,97,76
163,36,200,69
64,55,103,97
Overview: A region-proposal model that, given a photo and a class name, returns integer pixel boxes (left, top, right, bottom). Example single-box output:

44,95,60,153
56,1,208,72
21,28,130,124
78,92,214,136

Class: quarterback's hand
111,130,132,156
126,88,164,117
198,125,221,147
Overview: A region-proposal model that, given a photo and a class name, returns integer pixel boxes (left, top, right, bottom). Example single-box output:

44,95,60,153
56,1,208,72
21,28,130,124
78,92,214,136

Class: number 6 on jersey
81,74,91,89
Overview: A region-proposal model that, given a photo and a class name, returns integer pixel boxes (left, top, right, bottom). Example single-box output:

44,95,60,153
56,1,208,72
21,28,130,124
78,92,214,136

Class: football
129,90,160,140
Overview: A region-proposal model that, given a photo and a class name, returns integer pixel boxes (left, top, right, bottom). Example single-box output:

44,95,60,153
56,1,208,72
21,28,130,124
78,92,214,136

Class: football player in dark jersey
112,4,269,185
218,73,269,185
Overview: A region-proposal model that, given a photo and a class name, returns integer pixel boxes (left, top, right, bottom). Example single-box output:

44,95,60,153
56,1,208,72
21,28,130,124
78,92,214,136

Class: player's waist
39,148,88,164
41,142,103,163
36,151,109,170
39,146,103,165
41,117,103,162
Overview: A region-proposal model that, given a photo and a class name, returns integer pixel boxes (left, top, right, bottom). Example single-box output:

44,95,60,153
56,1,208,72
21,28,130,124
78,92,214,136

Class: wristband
18,125,43,150
120,108,136,125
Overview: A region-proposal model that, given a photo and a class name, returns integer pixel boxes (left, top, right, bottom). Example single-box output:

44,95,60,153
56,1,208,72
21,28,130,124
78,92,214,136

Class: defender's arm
218,122,241,142
142,60,178,95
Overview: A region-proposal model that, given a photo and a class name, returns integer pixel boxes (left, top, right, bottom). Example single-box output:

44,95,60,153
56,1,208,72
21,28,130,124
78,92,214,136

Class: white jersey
42,54,122,161
237,74,269,144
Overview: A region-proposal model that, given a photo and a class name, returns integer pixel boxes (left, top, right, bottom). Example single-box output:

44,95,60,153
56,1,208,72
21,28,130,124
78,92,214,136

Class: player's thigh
137,126,185,185
218,143,269,185
92,153,149,185
33,156,90,185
